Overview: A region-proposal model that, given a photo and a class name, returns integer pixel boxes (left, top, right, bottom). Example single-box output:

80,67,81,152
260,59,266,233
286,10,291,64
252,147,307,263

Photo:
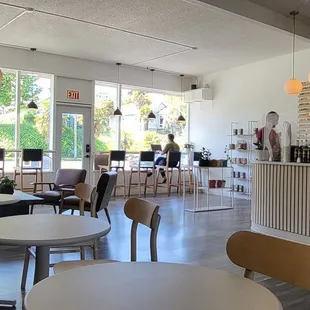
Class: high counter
252,161,310,244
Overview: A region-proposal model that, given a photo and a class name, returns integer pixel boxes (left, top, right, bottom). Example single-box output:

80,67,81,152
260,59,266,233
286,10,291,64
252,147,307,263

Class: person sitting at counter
148,133,180,183
255,111,281,161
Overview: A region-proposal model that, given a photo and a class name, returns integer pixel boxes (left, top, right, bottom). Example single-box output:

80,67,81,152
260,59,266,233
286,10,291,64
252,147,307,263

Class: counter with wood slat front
251,161,310,244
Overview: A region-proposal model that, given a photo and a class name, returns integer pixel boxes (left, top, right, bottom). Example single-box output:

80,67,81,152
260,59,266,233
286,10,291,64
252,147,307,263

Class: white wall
0,45,194,92
189,48,310,159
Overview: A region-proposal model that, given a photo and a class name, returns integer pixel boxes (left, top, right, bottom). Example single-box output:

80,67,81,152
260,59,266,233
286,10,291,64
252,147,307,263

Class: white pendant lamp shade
285,78,303,95
285,11,302,95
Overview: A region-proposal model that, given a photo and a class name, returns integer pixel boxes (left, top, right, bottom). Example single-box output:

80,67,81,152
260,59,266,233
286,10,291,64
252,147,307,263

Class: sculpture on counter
281,121,291,162
255,111,281,161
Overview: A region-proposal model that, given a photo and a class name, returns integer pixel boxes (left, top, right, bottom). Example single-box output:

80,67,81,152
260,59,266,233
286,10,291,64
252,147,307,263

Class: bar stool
13,149,43,192
104,150,126,198
155,151,181,196
93,152,109,185
128,151,155,197
0,149,4,177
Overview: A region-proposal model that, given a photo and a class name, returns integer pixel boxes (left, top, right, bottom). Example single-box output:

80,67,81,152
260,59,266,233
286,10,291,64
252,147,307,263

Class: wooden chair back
226,231,310,290
74,183,98,216
124,197,160,261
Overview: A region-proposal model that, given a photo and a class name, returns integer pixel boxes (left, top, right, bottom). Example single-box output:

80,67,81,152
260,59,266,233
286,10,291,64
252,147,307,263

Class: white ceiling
1,0,310,76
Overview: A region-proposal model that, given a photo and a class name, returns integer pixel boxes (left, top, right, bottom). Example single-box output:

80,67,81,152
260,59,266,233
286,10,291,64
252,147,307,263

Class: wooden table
0,214,110,284
25,262,282,310
0,191,43,217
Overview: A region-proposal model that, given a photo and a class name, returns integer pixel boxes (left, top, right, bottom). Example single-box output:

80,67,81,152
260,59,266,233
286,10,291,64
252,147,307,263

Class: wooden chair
99,150,126,198
21,183,98,290
13,149,43,192
60,171,117,223
128,151,156,197
155,151,181,196
226,231,310,290
53,197,161,274
0,148,4,177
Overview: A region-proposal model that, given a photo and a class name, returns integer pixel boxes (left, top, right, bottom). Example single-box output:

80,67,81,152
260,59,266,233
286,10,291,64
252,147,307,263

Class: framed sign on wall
67,90,80,100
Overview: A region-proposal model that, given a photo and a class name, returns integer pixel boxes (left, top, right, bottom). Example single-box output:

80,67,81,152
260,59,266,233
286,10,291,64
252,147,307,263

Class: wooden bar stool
0,149,4,177
155,151,181,196
13,149,43,192
128,151,156,197
107,150,126,198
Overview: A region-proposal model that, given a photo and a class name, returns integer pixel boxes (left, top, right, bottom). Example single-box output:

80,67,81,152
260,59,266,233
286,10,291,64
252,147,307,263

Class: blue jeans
154,157,178,178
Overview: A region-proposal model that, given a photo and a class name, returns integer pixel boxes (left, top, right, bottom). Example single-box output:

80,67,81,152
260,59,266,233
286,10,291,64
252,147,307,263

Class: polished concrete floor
0,195,310,309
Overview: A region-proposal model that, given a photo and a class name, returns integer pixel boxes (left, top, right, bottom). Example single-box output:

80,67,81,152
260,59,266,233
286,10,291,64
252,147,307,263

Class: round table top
0,214,110,246
25,262,282,310
0,194,20,205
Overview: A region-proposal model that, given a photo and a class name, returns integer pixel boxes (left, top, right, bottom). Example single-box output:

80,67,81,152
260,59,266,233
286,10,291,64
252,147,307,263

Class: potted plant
199,147,212,167
223,146,231,167
0,176,17,195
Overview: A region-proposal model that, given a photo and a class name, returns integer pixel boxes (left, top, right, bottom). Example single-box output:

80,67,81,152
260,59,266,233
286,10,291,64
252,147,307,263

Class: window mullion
15,70,21,165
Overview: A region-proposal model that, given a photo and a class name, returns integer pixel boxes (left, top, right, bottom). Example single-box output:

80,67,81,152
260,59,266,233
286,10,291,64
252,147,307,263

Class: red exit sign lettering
67,90,80,100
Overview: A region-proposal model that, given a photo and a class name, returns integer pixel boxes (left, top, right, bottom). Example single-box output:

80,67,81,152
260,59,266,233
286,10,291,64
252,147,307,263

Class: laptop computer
151,144,162,152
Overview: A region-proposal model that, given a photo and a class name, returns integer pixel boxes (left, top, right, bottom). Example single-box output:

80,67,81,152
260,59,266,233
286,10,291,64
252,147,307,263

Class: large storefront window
94,83,118,151
0,69,53,170
120,87,187,152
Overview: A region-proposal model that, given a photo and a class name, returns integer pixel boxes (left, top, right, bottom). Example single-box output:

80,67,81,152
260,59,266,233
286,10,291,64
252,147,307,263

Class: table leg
33,246,50,284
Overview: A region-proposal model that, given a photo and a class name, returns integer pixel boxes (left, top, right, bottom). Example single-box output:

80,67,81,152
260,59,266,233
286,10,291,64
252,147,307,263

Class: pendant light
0,69,3,88
113,63,122,116
177,74,186,123
27,48,38,109
147,69,156,120
285,11,302,95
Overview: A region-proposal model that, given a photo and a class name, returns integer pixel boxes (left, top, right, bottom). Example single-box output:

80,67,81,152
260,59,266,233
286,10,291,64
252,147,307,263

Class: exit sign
67,90,80,100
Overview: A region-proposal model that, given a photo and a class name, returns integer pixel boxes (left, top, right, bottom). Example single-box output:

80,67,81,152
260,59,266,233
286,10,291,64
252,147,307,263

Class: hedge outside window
94,84,118,151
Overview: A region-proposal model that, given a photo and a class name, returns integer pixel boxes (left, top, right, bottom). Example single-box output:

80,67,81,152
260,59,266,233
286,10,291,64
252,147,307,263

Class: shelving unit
183,166,234,212
228,121,258,200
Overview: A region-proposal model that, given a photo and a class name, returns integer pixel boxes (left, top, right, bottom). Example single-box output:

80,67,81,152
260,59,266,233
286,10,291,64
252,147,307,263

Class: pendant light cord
291,11,299,78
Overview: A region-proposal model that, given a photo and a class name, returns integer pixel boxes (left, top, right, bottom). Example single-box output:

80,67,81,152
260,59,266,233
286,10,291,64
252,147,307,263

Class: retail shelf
227,134,255,137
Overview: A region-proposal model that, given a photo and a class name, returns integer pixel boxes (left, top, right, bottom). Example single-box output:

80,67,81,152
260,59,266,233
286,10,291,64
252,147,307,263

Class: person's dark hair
267,111,279,116
168,134,174,141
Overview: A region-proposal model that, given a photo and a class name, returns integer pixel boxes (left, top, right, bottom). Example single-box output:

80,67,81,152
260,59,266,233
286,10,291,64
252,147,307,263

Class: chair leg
127,170,133,197
71,209,74,215
155,169,160,196
168,170,172,197
20,169,23,191
93,239,99,259
104,208,111,224
152,169,156,197
30,205,34,214
122,168,126,199
21,247,31,290
144,172,148,197
80,246,85,260
53,205,57,214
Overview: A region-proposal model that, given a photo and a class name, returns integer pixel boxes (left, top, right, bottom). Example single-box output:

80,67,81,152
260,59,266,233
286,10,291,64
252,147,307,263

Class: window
120,87,187,152
0,69,53,171
0,70,16,170
94,83,118,151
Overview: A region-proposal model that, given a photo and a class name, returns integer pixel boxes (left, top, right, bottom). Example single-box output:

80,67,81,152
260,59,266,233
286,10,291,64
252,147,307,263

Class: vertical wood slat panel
273,164,276,228
278,165,282,230
283,165,288,231
286,166,292,231
295,167,299,234
307,167,310,236
298,167,302,235
291,166,295,233
302,167,307,236
261,164,265,226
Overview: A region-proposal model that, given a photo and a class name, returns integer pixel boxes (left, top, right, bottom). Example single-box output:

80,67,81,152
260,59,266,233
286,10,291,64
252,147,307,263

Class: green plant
224,145,231,162
184,142,194,149
0,176,16,190
201,147,211,160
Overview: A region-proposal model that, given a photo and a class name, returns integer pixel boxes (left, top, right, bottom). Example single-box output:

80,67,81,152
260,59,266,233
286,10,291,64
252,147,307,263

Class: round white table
0,194,20,205
25,262,282,310
0,214,110,284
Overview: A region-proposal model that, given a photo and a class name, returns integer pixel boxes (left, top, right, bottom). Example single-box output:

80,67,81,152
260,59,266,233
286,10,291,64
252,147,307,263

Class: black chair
128,151,155,197
60,171,118,223
13,149,43,192
106,150,126,198
0,148,4,177
155,151,181,196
